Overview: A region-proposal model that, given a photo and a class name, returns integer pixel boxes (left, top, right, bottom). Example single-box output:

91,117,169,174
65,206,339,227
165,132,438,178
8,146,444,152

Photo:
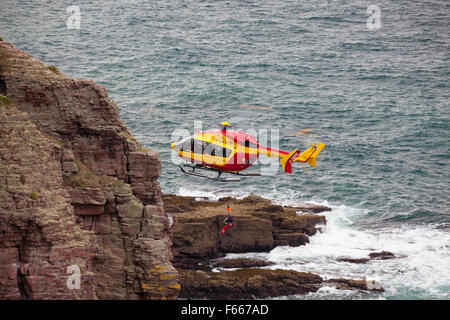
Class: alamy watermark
66,5,81,30
66,264,81,290
366,5,381,30
366,279,383,290
65,3,381,31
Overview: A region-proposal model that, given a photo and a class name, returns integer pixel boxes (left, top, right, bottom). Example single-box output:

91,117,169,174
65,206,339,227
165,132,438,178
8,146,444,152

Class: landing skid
179,163,260,182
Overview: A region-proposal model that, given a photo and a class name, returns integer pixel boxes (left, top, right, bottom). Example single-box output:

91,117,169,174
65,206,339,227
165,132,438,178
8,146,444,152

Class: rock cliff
164,194,328,269
0,40,179,299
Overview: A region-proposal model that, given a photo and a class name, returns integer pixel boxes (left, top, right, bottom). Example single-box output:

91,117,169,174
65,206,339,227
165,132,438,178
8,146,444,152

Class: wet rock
369,251,396,260
337,257,370,264
273,232,310,246
213,258,275,269
337,250,397,264
293,204,332,214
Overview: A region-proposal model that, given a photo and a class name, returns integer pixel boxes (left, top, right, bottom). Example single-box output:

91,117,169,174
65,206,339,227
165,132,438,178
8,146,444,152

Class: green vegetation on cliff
63,159,116,189
0,95,12,106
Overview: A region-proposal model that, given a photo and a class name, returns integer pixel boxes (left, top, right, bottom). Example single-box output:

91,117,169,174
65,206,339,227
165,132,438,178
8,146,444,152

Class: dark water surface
2,0,449,299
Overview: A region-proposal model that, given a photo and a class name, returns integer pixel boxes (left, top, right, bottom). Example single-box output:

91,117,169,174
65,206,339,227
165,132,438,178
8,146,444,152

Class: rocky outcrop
337,251,397,264
177,268,384,299
212,258,275,269
0,40,179,299
164,194,327,269
369,251,396,260
177,268,323,299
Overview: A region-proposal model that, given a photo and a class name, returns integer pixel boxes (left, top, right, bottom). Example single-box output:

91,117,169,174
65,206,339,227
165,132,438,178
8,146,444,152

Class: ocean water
1,0,449,299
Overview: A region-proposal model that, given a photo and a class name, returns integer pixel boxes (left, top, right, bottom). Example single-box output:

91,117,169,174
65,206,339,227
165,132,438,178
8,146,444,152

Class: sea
1,0,449,299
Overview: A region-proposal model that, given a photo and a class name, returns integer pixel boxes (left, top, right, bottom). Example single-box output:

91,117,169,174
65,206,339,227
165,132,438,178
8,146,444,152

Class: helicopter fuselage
171,126,325,178
171,129,265,172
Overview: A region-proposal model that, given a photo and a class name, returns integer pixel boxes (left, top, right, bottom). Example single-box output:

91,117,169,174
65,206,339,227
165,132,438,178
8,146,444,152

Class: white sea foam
177,186,253,201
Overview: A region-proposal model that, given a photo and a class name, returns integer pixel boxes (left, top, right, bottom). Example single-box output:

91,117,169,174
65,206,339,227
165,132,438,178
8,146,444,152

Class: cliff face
0,41,179,299
0,99,97,299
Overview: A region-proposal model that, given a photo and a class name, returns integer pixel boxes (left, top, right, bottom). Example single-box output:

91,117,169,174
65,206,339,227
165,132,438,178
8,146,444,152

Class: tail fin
280,149,301,174
296,143,325,167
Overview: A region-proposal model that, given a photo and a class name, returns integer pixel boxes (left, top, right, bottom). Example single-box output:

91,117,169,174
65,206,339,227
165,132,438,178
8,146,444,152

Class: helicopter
171,122,325,182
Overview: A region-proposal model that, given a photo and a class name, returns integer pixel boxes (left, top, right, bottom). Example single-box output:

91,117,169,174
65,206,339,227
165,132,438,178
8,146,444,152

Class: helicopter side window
203,142,231,158
203,142,216,156
218,146,231,158
191,140,204,154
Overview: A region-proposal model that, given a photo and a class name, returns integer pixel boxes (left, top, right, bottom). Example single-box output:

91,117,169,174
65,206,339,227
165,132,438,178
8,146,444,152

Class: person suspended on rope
220,204,234,234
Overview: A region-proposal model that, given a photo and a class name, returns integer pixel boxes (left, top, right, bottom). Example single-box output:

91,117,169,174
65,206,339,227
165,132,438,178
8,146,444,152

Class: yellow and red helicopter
171,122,325,182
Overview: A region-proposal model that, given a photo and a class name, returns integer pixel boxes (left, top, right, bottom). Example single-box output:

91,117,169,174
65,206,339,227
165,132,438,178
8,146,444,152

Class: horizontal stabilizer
297,145,316,162
294,143,325,167
307,143,325,167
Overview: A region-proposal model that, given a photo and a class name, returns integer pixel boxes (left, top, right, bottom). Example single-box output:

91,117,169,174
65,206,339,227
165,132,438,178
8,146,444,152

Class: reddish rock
0,99,97,299
73,204,105,216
